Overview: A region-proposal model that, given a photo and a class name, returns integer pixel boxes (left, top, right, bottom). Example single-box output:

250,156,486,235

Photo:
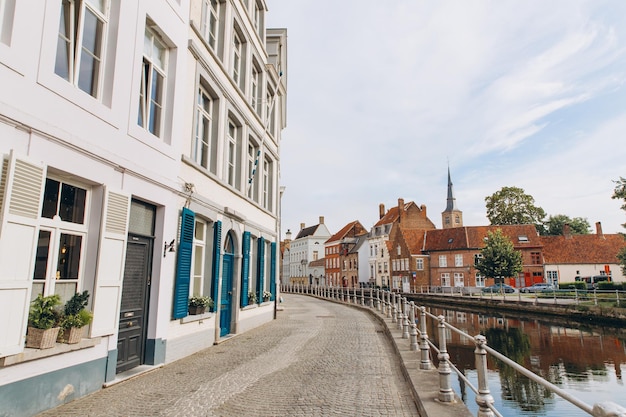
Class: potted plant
188,295,213,315
59,291,93,344
248,291,258,305
26,294,62,349
263,290,272,302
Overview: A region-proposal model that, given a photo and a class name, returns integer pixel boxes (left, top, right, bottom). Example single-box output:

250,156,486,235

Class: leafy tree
476,229,523,284
612,177,626,274
542,214,591,236
485,187,546,231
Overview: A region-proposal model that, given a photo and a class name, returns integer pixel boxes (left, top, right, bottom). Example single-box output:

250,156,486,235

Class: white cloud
267,0,626,235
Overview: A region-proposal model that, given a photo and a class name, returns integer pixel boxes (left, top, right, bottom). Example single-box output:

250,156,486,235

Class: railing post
474,335,495,417
392,293,398,323
369,287,374,308
419,307,431,370
617,289,620,307
354,289,358,304
376,289,381,311
409,303,418,349
387,292,392,318
361,287,365,306
437,315,454,402
402,297,410,339
397,296,404,330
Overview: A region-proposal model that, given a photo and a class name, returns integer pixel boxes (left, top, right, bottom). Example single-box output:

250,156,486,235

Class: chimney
319,216,324,225
420,204,427,217
596,222,604,239
563,223,571,239
379,203,385,219
398,198,405,222
300,222,305,230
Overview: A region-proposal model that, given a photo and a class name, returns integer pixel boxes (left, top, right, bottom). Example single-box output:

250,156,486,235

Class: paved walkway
37,294,419,417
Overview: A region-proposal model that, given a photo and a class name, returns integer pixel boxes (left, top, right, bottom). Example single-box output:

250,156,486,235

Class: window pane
78,10,103,95
86,0,106,14
33,230,52,280
54,0,72,80
59,183,86,224
56,233,82,280
42,178,60,219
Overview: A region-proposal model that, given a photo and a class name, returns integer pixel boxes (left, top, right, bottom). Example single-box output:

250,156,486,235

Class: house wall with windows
0,1,285,415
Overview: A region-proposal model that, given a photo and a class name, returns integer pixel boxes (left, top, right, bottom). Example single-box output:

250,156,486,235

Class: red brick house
325,220,367,287
423,224,544,289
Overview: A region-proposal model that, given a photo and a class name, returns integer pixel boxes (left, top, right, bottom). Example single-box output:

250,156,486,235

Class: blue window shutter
173,208,195,319
270,241,277,301
257,237,265,303
240,231,251,307
211,221,222,310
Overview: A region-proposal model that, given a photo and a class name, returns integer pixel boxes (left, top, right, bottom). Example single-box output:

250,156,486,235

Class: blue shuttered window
172,208,195,319
270,241,276,301
211,221,222,310
256,237,265,304
240,231,251,307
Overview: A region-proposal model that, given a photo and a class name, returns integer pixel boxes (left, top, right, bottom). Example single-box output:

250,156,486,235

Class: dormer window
518,235,529,243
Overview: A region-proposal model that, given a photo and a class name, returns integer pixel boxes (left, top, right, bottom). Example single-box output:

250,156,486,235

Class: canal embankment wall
405,293,626,331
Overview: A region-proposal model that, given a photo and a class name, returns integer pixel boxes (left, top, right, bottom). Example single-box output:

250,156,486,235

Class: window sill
0,337,102,367
180,312,213,324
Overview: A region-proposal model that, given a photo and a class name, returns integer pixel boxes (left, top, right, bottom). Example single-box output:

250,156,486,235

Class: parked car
481,284,515,293
520,283,554,293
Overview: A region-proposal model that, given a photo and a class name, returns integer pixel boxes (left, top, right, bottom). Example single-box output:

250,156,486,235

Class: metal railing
281,283,626,417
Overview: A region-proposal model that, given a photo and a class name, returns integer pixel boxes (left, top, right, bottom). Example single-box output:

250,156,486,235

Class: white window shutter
0,151,46,357
90,188,130,337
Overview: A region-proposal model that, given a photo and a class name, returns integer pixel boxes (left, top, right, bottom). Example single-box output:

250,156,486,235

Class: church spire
445,166,458,212
442,166,463,228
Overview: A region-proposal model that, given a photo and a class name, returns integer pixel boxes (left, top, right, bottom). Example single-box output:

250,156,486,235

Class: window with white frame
266,89,276,136
416,258,424,270
33,177,89,301
546,270,558,285
232,29,244,89
200,0,219,51
138,26,167,137
226,119,242,190
455,254,463,267
439,255,447,267
253,0,263,37
0,0,16,45
475,274,485,287
55,0,109,98
454,272,464,287
263,156,273,211
441,273,450,287
193,84,218,173
192,219,207,297
474,253,483,266
250,62,261,115
396,245,401,255
247,139,259,201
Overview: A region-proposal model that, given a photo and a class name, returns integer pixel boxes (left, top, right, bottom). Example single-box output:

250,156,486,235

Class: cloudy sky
266,0,626,237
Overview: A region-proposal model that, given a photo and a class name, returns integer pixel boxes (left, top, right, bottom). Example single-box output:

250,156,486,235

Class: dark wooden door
117,235,152,373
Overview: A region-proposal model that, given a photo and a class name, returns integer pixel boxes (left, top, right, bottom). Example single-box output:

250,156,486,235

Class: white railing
281,284,626,417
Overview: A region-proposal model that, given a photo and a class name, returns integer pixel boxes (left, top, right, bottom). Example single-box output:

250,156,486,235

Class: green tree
485,187,546,231
612,177,626,274
476,229,523,285
542,214,591,236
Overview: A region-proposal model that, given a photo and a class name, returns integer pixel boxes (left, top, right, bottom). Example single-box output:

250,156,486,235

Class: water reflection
426,306,626,416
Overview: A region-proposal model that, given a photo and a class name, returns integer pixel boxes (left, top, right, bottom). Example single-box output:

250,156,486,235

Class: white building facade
0,1,286,415
287,217,331,285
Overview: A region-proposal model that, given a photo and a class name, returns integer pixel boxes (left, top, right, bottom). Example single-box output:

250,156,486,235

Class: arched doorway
220,232,235,337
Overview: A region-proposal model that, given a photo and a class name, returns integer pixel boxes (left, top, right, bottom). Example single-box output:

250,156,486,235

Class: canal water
424,305,626,416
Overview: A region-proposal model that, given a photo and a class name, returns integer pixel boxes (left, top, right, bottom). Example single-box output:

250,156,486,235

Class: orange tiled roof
424,224,541,251
541,234,626,264
374,205,402,227
326,220,364,243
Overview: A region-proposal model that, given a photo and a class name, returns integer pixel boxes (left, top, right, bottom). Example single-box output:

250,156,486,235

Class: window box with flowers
248,291,258,305
262,291,272,302
188,295,214,315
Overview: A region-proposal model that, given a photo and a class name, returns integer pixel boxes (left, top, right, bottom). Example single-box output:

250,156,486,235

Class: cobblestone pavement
37,294,419,417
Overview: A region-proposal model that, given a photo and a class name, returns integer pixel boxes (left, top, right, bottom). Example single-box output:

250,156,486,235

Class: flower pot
26,327,60,349
60,326,84,344
188,305,206,315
